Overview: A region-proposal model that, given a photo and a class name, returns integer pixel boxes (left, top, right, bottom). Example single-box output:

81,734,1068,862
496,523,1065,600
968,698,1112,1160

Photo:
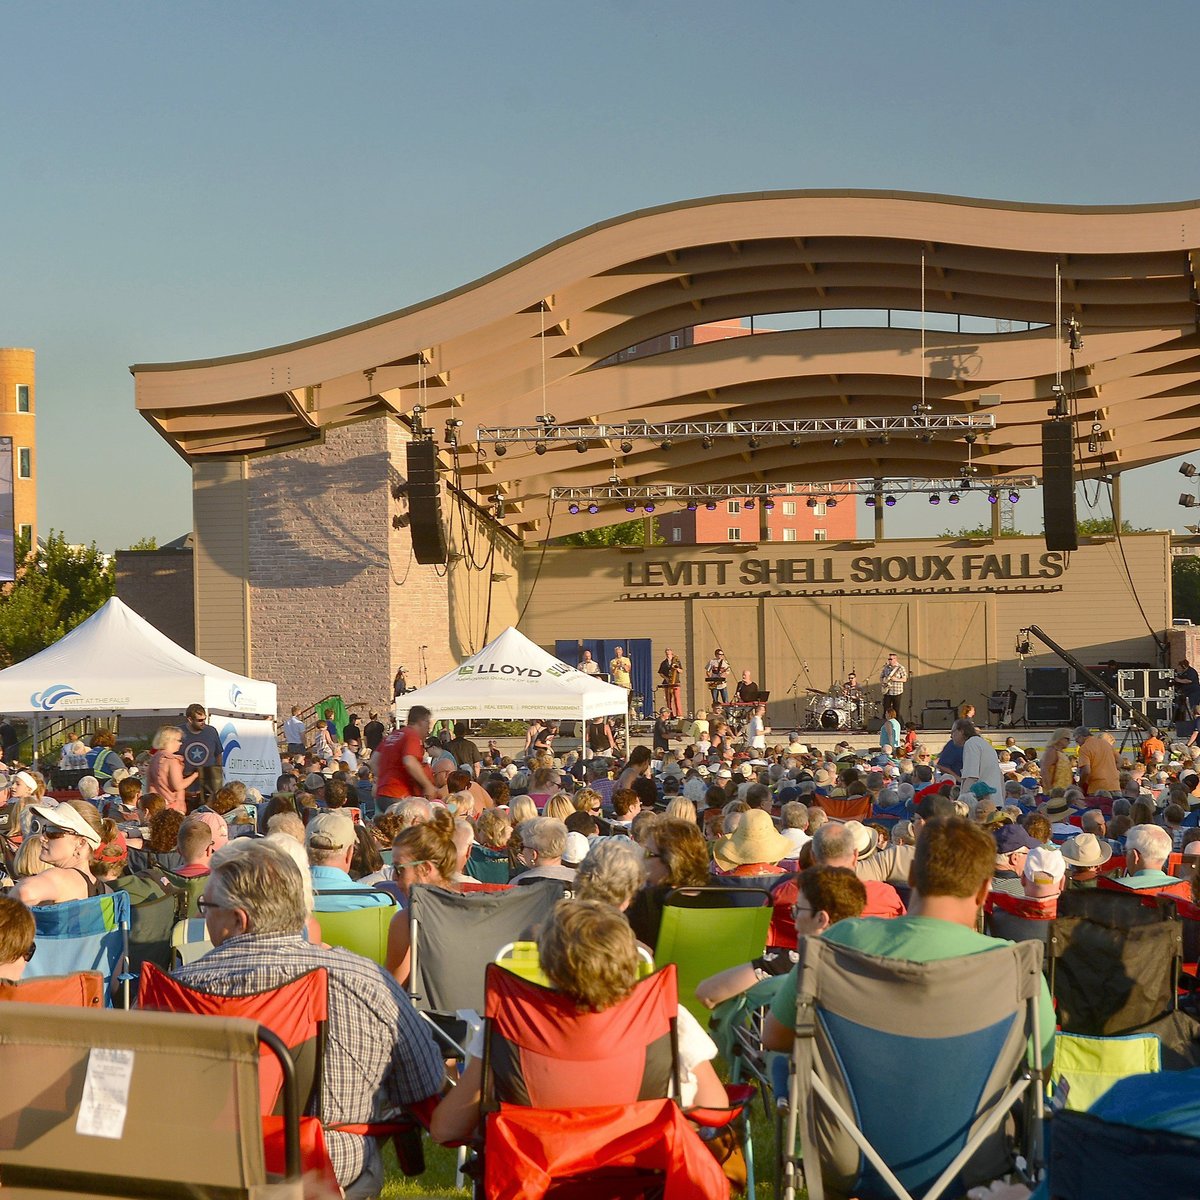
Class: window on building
782,528,797,542
781,501,797,516
727,528,742,541
727,500,740,514
671,527,682,542
814,528,828,541
17,448,31,479
15,385,30,413
669,334,680,350
813,501,827,517
17,524,31,547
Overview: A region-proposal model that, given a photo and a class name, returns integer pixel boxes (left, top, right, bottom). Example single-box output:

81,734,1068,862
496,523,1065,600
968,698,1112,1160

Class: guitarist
658,648,684,718
705,648,732,707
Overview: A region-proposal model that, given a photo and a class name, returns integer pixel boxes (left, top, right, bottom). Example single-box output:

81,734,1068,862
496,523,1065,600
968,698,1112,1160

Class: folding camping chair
313,901,398,965
985,891,1055,956
1048,1031,1161,1113
1048,887,1183,1036
654,887,772,1025
475,960,731,1200
0,1001,303,1200
407,879,563,1057
780,936,1046,1200
23,890,134,1008
0,970,105,1007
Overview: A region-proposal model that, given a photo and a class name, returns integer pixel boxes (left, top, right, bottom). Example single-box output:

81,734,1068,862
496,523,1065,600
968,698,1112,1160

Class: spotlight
884,495,896,507
920,433,934,444
660,438,673,451
806,496,817,509
568,502,580,515
619,440,634,454
705,501,717,511
1008,492,1019,504
644,503,656,514
948,493,960,504
1181,463,1198,478
701,435,715,451
535,443,548,456
625,502,637,513
1181,494,1200,508
764,498,775,510
929,494,941,505
959,478,971,491
826,498,838,508
588,503,599,515
575,439,588,453
747,436,760,451
686,500,697,512
790,436,803,448
1066,318,1083,352
832,437,845,448
495,443,508,457
964,432,978,444
987,490,998,504
865,495,877,508
744,499,755,511
535,413,557,426
878,433,890,446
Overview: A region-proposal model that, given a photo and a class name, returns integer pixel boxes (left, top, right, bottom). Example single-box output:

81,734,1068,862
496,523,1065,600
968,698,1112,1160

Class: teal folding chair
24,891,133,1008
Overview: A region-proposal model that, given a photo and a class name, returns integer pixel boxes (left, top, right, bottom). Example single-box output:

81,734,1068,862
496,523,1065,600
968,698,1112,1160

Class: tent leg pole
31,713,39,769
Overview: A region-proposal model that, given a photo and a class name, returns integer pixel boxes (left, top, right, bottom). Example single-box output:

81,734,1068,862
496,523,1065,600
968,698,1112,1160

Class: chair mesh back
483,962,679,1110
409,880,562,1013
23,892,130,1007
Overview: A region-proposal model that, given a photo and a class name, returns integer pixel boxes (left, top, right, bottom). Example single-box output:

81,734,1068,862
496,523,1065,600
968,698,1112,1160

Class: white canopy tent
394,628,629,740
0,596,277,718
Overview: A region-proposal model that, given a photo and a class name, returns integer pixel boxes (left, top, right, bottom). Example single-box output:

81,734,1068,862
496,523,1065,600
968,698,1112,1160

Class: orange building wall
0,348,36,545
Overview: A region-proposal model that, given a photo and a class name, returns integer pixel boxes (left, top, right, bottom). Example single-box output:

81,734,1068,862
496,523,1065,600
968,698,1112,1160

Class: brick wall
115,549,196,652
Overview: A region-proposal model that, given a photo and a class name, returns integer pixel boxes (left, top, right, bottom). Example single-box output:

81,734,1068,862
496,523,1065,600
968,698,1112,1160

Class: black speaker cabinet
1081,692,1110,728
1026,695,1073,725
1041,420,1078,552
921,707,956,731
405,438,448,565
1026,666,1071,697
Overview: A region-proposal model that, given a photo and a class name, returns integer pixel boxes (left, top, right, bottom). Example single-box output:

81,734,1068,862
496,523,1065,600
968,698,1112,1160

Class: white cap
1022,845,1066,885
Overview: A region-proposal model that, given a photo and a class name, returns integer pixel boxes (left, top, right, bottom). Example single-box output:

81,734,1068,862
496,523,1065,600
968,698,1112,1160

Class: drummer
844,670,860,693
735,670,761,704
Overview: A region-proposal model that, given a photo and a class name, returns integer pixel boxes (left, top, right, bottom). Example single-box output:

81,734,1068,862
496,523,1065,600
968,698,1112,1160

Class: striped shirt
174,932,442,1186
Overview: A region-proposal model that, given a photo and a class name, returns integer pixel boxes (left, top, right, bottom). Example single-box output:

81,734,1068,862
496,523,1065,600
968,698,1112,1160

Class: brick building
0,347,37,548
656,486,857,545
115,535,196,652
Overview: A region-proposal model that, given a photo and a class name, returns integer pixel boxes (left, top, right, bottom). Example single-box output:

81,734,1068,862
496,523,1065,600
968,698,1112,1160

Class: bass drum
819,701,850,730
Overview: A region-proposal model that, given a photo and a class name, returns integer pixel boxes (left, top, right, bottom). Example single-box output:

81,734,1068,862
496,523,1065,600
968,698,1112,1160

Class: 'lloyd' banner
216,717,281,797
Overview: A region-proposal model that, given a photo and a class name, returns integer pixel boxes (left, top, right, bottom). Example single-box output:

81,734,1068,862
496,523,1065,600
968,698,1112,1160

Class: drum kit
804,683,879,731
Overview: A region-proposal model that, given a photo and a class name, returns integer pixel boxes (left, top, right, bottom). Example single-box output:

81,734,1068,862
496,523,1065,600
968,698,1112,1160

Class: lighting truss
476,414,996,447
549,476,1038,506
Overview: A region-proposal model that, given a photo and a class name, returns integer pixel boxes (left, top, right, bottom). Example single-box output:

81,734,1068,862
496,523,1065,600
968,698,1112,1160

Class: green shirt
770,915,1056,1062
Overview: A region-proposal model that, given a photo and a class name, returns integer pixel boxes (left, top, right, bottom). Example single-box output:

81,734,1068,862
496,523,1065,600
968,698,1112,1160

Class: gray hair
1080,810,1106,833
1111,797,1132,817
575,839,645,908
1063,785,1085,806
813,822,856,864
1125,823,1171,868
952,718,978,739
266,811,306,842
78,775,101,801
781,801,809,830
808,808,829,833
744,783,771,809
386,797,433,828
206,840,306,934
527,817,568,860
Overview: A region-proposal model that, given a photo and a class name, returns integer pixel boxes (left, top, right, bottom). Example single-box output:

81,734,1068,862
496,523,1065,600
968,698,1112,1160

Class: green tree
1173,555,1200,624
941,517,1148,539
124,536,159,550
0,531,115,666
558,518,661,547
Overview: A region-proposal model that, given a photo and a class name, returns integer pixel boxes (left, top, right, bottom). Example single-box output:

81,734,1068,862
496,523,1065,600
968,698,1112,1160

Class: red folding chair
0,970,105,1007
477,960,732,1199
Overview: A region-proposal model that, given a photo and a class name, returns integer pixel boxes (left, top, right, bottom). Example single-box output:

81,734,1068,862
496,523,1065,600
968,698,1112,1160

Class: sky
4,1,1200,550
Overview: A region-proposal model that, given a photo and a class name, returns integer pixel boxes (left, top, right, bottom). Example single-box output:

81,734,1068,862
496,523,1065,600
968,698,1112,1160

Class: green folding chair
1048,1031,1162,1112
313,904,397,965
653,886,772,1025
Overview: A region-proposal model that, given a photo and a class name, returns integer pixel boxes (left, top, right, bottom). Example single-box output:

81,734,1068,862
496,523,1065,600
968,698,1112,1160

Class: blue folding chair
23,891,133,1008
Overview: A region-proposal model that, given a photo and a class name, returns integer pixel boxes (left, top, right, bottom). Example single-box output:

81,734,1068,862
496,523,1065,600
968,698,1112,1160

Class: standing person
879,652,908,713
747,703,769,752
609,646,632,690
705,648,732,706
652,708,674,755
362,711,387,754
577,649,600,676
393,666,408,699
0,716,18,764
1041,729,1075,793
879,705,902,755
446,722,482,778
658,648,684,718
587,715,617,759
282,706,307,757
1074,726,1120,797
1174,659,1200,721
146,725,198,814
374,705,437,806
180,704,223,806
954,718,1003,800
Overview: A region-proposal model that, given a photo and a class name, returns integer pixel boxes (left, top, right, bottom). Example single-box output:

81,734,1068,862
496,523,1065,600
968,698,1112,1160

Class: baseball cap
305,811,355,851
969,781,997,798
994,824,1041,855
302,772,327,794
193,809,230,850
1022,845,1066,885
562,831,591,867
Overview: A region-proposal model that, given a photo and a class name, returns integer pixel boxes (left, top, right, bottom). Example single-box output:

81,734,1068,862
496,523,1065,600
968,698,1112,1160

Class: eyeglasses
644,851,662,860
392,859,430,871
21,942,36,962
195,898,223,915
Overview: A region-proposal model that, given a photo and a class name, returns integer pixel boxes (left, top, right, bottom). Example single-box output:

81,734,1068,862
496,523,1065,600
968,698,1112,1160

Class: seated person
15,801,120,905
307,812,393,911
512,817,576,888
809,821,904,918
429,898,728,1144
0,895,37,982
1106,824,1190,898
176,840,443,1199
762,817,1056,1066
1011,844,1066,917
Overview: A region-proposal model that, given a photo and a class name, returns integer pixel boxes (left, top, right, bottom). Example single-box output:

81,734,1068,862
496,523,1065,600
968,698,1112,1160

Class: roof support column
873,481,885,541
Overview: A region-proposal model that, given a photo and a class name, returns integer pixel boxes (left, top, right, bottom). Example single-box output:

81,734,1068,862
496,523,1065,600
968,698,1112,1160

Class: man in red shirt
374,705,437,804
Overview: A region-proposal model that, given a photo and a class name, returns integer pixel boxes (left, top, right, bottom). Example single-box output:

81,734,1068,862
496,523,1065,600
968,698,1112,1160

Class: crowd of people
2,695,1200,1197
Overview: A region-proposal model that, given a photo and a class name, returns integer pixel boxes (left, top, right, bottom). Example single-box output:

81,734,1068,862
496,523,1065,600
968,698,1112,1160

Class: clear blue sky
4,1,1200,549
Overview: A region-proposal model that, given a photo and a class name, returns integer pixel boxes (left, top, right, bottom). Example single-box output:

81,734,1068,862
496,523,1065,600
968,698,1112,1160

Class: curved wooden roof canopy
132,190,1200,536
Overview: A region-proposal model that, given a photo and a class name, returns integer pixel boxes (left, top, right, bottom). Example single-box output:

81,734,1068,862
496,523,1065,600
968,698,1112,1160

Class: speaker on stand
405,437,448,565
1042,420,1078,553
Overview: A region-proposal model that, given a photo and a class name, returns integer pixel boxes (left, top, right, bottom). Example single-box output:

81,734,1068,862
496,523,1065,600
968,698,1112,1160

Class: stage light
987,490,998,504
619,440,633,454
884,495,896,507
575,439,587,453
920,433,934,444
948,493,960,504
701,435,714,450
660,438,673,451
929,494,941,505
959,478,971,491
1180,494,1200,508
535,443,548,456
865,495,877,508
588,502,599,515
1008,492,1019,504
644,502,656,514
1181,463,1198,478
625,502,637,513
832,437,845,447
826,497,838,508
878,433,890,446
806,497,817,509
747,436,761,451
705,501,717,511
535,413,557,426
495,443,508,457
764,498,775,510
790,436,803,448
568,502,580,515
743,499,755,510
686,500,697,511
964,432,978,444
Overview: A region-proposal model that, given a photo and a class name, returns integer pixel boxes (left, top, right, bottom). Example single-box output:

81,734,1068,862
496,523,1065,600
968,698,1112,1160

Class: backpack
114,869,191,977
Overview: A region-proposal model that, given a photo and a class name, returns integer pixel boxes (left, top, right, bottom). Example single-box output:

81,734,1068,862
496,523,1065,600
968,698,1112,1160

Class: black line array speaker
1041,420,1078,552
405,437,448,565
1026,666,1071,697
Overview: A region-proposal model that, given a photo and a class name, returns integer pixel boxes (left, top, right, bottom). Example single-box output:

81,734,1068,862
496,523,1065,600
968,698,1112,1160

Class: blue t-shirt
310,865,393,911
936,739,964,775
181,723,222,770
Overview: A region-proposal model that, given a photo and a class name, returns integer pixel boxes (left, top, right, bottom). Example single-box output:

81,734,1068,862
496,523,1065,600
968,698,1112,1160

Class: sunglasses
31,820,73,840
21,942,35,962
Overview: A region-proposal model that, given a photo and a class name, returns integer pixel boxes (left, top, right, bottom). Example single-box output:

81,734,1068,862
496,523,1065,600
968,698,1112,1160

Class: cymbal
806,688,828,696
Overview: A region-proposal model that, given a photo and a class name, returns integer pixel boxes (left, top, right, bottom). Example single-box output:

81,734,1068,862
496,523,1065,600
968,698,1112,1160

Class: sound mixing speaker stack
1041,420,1078,553
1025,666,1072,725
405,437,448,565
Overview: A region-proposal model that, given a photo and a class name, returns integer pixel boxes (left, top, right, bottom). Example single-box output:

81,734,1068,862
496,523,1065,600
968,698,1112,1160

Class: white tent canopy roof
0,596,277,717
395,626,629,722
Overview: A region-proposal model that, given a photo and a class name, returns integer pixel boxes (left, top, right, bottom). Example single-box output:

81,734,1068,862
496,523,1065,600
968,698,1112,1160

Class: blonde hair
509,795,538,826
665,796,697,824
544,793,574,822
13,834,50,879
152,725,183,750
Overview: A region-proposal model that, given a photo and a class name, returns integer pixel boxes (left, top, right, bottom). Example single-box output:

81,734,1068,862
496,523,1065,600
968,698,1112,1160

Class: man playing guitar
705,649,732,706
